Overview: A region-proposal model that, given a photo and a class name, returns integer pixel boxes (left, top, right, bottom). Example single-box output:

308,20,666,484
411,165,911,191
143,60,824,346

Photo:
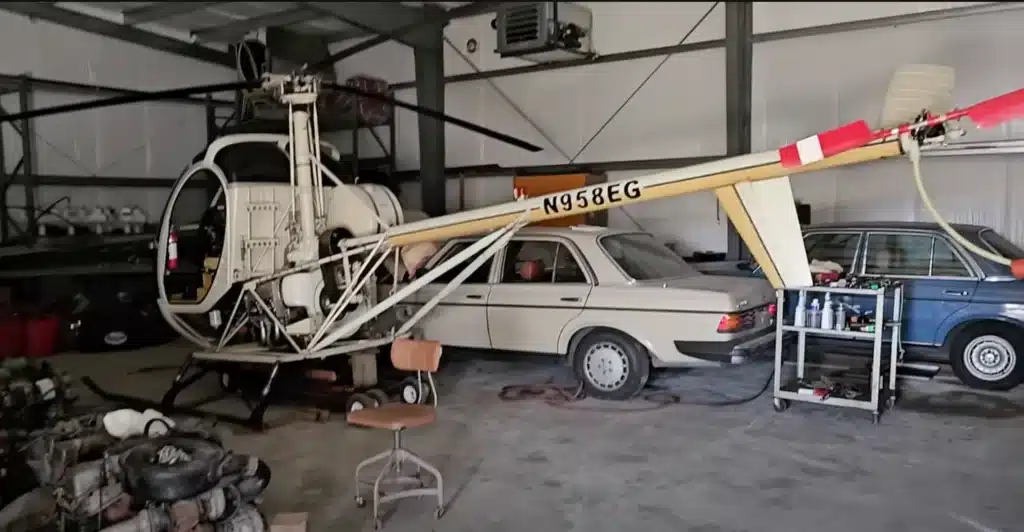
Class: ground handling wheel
772,398,789,413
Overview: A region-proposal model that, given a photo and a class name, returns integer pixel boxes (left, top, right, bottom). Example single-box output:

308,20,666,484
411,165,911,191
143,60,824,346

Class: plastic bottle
821,293,834,330
808,298,821,329
794,290,807,327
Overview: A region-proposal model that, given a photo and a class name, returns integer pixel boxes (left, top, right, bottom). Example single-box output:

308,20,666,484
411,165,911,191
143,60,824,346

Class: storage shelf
782,325,875,340
773,283,905,423
776,379,894,412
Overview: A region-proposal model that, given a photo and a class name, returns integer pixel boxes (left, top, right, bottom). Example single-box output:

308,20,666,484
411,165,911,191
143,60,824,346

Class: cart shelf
772,282,904,424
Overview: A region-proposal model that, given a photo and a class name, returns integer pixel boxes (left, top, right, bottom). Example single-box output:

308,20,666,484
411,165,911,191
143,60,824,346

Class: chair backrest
391,338,442,372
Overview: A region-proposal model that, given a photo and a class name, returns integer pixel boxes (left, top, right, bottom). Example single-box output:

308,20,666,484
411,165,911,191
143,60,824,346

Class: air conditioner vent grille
503,4,541,45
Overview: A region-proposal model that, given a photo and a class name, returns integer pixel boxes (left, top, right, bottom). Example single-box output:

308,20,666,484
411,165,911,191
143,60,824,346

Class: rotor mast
273,74,323,264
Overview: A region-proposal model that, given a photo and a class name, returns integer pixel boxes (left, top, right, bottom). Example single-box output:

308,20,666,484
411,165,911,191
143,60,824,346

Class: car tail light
717,313,743,333
767,303,777,317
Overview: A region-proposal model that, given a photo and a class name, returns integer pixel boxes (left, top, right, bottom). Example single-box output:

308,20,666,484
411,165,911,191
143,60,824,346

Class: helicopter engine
250,182,405,345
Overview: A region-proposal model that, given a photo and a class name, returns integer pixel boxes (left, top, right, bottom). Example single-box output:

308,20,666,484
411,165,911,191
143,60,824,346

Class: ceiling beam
0,2,234,68
303,2,441,49
123,2,224,25
192,7,318,42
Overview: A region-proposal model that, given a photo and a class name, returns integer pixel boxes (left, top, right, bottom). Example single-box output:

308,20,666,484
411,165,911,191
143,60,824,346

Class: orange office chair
348,338,445,530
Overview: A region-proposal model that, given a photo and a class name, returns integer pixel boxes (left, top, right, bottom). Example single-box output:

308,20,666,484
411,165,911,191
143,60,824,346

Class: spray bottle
821,293,834,330
794,290,807,327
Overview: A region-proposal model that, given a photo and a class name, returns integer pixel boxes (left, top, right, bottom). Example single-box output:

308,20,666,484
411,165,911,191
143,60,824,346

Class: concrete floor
52,344,1024,532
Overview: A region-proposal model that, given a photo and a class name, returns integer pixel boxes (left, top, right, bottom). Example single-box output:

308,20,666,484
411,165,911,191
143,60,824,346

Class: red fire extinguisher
167,229,179,270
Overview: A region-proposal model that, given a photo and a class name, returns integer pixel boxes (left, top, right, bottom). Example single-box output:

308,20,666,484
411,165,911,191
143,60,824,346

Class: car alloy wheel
963,334,1017,382
582,341,630,392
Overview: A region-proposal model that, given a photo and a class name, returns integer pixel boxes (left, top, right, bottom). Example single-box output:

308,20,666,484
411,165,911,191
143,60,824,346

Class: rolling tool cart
772,281,904,423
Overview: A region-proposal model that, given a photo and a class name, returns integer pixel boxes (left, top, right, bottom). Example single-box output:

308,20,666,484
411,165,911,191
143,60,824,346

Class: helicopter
4,62,1024,428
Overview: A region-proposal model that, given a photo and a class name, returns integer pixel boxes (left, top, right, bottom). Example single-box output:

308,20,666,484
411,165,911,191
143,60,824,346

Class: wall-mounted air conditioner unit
494,2,595,63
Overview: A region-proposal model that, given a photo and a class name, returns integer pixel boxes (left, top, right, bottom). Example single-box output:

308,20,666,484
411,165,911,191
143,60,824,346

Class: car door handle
943,290,969,296
465,294,483,300
560,297,580,302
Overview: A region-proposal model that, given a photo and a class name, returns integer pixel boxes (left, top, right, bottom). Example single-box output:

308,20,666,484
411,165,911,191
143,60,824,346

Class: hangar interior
0,2,1023,532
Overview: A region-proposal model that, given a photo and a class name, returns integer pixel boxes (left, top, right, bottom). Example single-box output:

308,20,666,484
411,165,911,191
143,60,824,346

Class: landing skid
83,337,413,431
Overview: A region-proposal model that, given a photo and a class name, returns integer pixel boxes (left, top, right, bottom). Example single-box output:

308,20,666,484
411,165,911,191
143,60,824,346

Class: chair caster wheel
772,398,789,413
373,518,383,531
355,496,366,508
435,505,445,519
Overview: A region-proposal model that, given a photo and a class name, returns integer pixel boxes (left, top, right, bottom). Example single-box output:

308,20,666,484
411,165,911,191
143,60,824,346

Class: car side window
500,240,588,284
426,241,493,284
931,237,971,277
553,243,588,283
804,232,861,274
864,233,932,276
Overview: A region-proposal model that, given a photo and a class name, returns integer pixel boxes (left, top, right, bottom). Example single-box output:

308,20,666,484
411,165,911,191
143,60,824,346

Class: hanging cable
442,36,573,161
570,1,721,164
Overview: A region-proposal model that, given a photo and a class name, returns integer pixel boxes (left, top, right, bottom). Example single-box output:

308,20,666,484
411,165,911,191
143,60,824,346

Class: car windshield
978,228,1024,260
599,233,700,280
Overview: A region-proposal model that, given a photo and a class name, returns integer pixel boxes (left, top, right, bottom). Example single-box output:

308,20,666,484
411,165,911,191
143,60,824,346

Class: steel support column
724,2,753,261
18,77,37,244
413,23,447,216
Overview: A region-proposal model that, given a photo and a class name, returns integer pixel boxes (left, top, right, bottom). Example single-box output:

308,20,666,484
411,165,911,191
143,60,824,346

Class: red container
23,315,60,358
0,314,23,359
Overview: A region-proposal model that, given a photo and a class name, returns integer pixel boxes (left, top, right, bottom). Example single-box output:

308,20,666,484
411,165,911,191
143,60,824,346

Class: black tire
346,393,373,413
571,330,650,400
120,437,225,502
949,322,1024,391
398,376,429,405
365,388,389,406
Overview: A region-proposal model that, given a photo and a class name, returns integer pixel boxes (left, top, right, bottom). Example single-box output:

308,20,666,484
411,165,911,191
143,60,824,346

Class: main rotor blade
325,82,543,152
0,81,260,123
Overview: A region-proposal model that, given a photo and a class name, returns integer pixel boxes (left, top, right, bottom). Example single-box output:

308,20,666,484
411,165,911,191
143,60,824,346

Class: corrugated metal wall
754,3,1024,244
0,11,234,221
341,2,1024,252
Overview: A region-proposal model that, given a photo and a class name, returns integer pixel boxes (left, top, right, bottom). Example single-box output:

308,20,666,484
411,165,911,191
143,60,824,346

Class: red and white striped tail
778,120,874,168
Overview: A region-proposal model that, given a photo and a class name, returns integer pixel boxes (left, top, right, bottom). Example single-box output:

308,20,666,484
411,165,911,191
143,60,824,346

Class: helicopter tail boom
350,140,902,289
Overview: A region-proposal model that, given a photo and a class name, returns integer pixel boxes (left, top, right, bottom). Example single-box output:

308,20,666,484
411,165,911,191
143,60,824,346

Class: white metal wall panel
752,2,993,34
330,2,729,248
752,6,1024,244
329,2,727,170
0,11,233,220
0,12,235,177
397,175,515,213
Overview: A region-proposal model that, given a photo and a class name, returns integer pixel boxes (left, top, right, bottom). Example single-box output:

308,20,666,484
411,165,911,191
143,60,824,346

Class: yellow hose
905,134,1013,266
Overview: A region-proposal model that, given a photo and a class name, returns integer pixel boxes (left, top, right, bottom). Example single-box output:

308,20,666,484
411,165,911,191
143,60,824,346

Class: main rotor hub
261,73,321,106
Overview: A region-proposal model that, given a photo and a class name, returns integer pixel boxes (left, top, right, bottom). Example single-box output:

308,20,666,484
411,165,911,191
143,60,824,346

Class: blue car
703,221,1024,391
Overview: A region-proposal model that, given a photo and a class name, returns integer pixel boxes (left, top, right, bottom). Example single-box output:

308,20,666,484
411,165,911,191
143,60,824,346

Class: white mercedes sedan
397,225,777,400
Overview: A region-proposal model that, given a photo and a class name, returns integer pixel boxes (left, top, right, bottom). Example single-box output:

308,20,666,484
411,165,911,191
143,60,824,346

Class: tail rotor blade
324,82,543,153
0,81,260,123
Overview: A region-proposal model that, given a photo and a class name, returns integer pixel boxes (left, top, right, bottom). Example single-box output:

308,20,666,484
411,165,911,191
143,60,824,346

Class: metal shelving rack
772,284,904,423
0,74,238,247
